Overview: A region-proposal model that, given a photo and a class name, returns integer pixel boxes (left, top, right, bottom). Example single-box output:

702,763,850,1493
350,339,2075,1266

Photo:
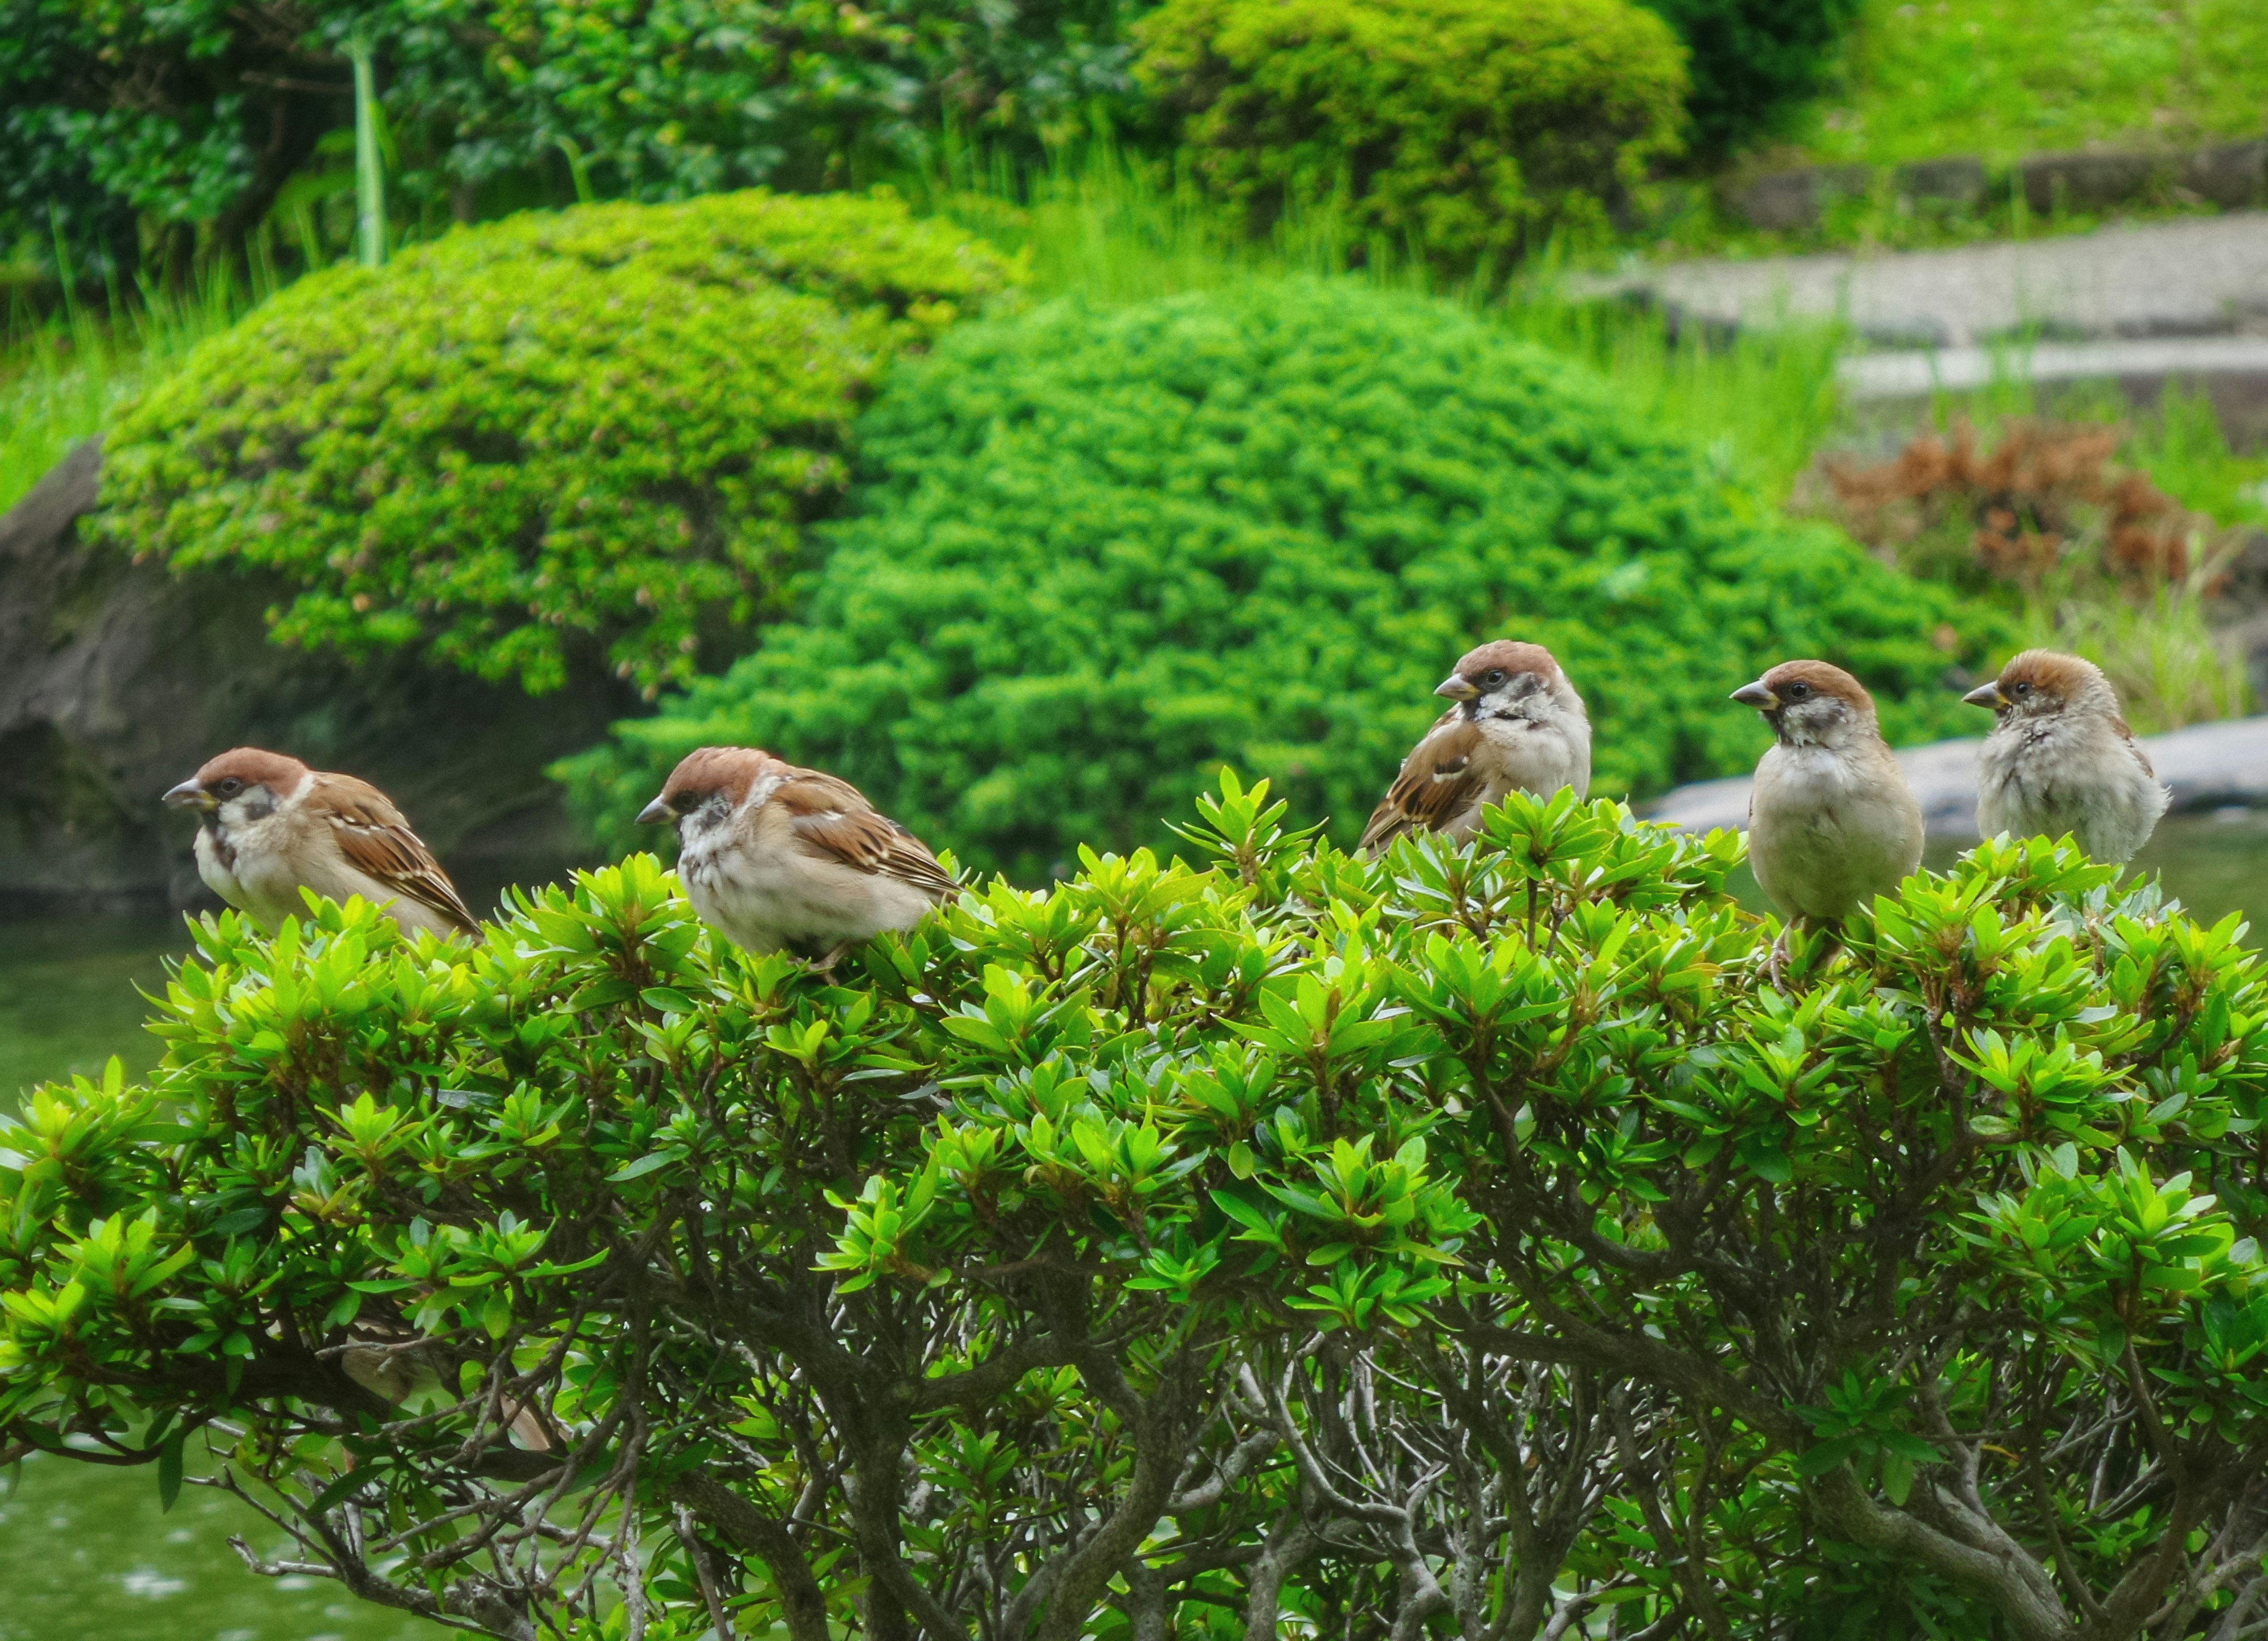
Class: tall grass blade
351,39,386,269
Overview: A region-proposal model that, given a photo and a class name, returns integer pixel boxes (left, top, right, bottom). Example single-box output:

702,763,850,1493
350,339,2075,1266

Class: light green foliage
1791,0,2268,167
562,278,1995,878
94,191,1020,695
4,777,2268,1635
0,279,250,517
1134,0,1689,272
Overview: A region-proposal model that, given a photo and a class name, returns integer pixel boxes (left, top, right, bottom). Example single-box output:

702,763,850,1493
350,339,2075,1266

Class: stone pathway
1599,211,2268,349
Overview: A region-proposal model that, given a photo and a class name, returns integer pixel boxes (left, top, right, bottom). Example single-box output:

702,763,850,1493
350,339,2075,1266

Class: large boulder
0,439,631,913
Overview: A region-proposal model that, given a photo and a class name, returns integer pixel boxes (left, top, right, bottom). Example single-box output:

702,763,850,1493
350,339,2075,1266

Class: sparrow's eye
1483,668,1506,686
1783,681,1811,700
2012,682,2032,697
215,777,244,798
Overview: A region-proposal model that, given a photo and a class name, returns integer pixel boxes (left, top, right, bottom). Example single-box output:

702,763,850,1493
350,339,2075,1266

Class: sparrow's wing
2112,715,2158,778
317,777,481,933
776,775,957,901
1359,712,1491,854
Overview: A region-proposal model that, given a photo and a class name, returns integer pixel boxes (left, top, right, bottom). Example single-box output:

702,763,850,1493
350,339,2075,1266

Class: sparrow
162,748,478,939
1964,649,2169,862
1731,661,1924,967
1359,641,1592,854
336,1320,551,1451
636,746,956,962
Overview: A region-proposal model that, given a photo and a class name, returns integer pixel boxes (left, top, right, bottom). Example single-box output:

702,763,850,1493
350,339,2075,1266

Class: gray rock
2021,150,2166,215
2186,141,2268,210
0,438,635,913
1646,716,2268,837
1728,165,1873,233
1897,156,1988,209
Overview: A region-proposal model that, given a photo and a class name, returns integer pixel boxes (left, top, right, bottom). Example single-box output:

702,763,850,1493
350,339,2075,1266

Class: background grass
0,277,251,515
1785,0,2268,167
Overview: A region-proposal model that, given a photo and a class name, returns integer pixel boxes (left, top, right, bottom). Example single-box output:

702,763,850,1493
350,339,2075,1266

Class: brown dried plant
1822,417,2219,593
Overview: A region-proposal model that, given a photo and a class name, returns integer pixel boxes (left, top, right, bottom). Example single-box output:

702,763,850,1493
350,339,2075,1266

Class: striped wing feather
1360,713,1490,854
322,778,480,933
776,774,957,901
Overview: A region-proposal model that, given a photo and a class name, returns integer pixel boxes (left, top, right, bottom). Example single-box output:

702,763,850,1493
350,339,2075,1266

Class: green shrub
96,191,1020,695
1634,0,1862,157
6,781,2266,1636
561,278,1995,878
1135,0,1688,271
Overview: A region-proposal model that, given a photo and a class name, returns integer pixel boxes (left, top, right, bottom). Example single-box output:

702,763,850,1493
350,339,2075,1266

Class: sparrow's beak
1961,681,2006,709
635,796,675,826
1729,680,1778,710
162,779,216,812
1434,673,1480,702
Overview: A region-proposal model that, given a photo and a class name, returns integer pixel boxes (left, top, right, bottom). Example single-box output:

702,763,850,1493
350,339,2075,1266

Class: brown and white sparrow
1732,660,1924,941
1359,641,1591,854
637,746,955,961
1963,649,2169,862
336,1320,551,1451
162,748,477,939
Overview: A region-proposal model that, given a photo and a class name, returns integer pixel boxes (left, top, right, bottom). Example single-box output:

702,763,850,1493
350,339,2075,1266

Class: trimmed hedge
96,191,1020,696
1135,0,1689,271
561,277,1996,878
6,790,2267,1635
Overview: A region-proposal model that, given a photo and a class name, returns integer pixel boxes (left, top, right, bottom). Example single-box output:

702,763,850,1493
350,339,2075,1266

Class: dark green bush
96,191,1019,696
1,0,1152,278
1635,0,1863,157
1135,0,1687,271
6,781,2267,1637
561,277,1995,878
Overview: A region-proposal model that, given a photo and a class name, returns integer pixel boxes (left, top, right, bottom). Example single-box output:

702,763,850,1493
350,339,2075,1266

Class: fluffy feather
163,748,476,937
1360,641,1590,854
1967,650,2169,862
641,746,954,960
1734,660,1924,924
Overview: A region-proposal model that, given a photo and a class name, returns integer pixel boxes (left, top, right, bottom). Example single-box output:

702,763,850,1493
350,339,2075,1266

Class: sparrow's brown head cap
638,745,776,824
1730,659,1877,720
164,747,312,809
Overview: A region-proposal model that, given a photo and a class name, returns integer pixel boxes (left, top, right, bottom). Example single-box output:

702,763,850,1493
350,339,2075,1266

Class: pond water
1,815,2262,1638
1,915,443,1641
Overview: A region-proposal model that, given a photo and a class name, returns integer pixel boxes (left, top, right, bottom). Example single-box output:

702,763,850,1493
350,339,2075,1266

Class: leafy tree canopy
1,0,1152,277
4,778,2266,1638
1634,0,1863,158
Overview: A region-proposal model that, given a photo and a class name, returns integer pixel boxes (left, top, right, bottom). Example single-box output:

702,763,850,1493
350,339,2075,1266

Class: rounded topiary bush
560,277,1995,878
97,191,1020,695
1135,0,1689,271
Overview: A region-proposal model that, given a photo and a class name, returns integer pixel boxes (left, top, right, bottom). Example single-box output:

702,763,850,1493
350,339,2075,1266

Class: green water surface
1,815,2263,1638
